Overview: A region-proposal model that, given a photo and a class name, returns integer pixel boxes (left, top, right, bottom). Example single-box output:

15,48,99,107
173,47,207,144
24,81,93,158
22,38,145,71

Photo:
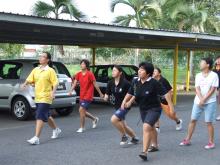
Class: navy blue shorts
80,100,91,110
140,108,162,127
114,108,130,121
35,103,51,122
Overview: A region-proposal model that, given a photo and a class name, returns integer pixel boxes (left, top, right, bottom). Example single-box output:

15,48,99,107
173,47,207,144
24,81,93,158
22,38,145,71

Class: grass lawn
66,64,81,76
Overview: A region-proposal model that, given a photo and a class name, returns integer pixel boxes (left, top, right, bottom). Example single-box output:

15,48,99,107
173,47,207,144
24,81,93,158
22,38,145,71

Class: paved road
0,95,220,165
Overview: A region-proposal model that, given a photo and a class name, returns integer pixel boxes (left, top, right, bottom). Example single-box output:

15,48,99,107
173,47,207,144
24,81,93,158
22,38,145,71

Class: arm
93,81,104,98
121,93,135,109
195,87,203,101
69,79,78,95
200,87,217,104
21,70,35,90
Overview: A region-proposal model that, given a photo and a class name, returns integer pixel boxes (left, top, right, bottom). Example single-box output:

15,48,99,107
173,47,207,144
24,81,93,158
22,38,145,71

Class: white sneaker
216,115,220,121
76,128,85,133
176,119,183,131
27,136,40,145
51,128,62,139
92,117,99,129
156,127,160,133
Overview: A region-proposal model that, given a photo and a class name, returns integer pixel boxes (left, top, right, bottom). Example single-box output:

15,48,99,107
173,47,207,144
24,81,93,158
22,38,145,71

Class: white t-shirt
194,71,219,104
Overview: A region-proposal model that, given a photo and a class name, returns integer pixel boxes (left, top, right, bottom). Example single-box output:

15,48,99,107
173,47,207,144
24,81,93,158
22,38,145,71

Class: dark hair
43,51,53,67
139,62,154,77
113,65,124,80
202,57,213,70
216,56,220,60
154,67,161,74
80,59,90,69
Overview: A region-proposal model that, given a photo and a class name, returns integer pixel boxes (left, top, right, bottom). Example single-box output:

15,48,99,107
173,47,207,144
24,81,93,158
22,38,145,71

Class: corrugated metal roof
0,12,219,50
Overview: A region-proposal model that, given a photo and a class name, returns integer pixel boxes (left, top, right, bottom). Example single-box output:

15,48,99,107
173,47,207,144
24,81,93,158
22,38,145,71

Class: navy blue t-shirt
128,78,168,111
106,78,131,109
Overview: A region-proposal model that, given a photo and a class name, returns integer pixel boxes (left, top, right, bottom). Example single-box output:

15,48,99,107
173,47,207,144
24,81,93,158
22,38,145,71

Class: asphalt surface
0,95,220,165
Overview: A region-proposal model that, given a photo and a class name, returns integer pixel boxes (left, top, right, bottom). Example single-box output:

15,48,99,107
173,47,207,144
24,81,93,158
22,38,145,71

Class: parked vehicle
75,65,138,101
0,59,77,120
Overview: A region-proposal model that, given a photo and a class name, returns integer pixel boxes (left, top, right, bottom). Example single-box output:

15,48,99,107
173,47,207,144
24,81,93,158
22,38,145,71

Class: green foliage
0,44,24,59
32,0,85,20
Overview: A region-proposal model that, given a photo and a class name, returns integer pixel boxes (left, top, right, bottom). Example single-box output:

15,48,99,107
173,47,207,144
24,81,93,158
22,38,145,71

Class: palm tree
165,0,220,80
111,0,163,65
111,0,163,28
32,0,85,57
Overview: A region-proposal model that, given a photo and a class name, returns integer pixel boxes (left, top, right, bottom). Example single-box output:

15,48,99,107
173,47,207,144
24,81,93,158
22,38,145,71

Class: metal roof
0,12,220,50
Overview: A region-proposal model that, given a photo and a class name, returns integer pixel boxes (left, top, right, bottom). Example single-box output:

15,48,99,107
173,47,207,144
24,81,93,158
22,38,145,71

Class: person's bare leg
122,121,136,138
151,127,158,147
167,111,180,123
35,120,44,137
185,120,197,141
142,123,153,153
207,122,214,143
111,115,126,136
79,107,86,128
48,116,57,129
85,111,96,121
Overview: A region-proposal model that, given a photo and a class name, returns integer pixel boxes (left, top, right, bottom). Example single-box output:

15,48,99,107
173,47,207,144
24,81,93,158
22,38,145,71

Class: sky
0,0,134,24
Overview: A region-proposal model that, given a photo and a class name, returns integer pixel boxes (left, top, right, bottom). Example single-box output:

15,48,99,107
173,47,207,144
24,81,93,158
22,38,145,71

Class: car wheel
12,97,31,121
55,106,74,116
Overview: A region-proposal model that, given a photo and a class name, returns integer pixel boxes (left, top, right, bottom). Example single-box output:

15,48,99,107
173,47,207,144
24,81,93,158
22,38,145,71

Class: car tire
55,106,74,116
12,97,31,121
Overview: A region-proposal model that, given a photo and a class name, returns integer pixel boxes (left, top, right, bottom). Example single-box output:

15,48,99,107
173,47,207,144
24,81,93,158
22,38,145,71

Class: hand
125,101,132,109
100,93,104,98
68,91,72,96
121,102,125,110
199,99,205,107
20,84,27,90
103,95,108,102
51,92,55,100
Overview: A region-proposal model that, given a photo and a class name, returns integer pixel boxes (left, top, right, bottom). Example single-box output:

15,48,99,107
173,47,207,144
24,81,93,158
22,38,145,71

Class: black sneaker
148,146,159,152
128,137,140,145
120,135,129,146
139,152,148,161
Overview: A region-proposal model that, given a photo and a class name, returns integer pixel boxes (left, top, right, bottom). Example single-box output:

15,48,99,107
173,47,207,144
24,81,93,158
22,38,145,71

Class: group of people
21,52,220,161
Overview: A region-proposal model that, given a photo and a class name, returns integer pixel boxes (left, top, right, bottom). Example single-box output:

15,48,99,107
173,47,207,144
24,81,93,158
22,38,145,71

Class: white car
0,59,76,120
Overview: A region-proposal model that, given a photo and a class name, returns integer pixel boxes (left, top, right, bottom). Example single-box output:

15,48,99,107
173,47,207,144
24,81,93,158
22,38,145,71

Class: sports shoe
92,117,99,129
139,152,148,161
120,135,129,146
205,142,215,149
148,146,159,152
216,115,220,121
51,128,62,139
76,128,86,133
176,119,183,131
128,137,140,145
27,136,40,145
156,127,160,133
179,139,191,146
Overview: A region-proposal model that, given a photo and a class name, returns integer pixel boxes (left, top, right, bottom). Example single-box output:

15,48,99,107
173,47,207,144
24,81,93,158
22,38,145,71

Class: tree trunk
189,51,195,82
135,49,139,66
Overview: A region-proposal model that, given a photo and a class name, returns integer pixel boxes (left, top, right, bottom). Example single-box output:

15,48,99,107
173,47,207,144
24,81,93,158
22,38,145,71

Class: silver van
0,59,76,120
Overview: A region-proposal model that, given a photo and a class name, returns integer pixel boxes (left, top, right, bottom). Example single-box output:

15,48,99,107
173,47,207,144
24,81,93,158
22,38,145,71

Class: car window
33,62,71,77
0,62,22,79
122,66,137,76
95,66,111,82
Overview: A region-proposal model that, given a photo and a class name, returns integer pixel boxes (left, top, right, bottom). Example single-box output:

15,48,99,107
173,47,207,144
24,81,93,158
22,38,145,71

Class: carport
0,12,220,104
